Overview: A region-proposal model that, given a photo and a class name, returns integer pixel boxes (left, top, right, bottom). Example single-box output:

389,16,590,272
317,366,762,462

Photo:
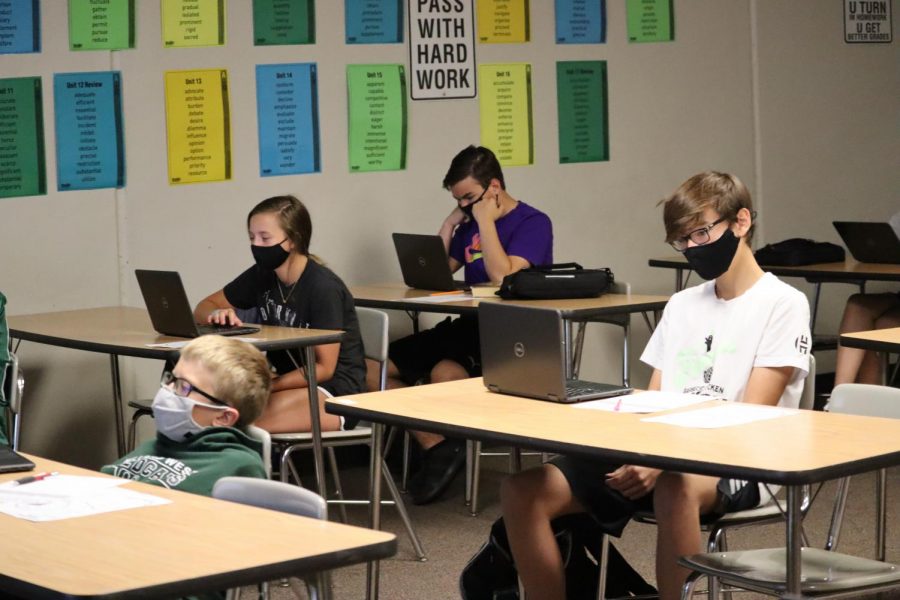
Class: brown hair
443,145,506,191
660,171,755,245
248,195,312,256
180,336,271,427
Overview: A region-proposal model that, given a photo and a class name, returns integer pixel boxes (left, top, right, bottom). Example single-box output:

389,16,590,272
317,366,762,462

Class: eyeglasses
160,371,227,406
669,217,728,252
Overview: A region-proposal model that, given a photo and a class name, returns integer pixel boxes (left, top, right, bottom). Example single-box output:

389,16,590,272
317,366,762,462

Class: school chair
1,292,24,450
212,476,329,600
465,281,637,516
597,355,817,600
824,383,900,562
246,424,272,478
270,307,426,560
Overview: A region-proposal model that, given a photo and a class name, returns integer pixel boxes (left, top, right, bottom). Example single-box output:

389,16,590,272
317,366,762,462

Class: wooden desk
351,283,669,382
327,378,900,599
0,455,396,600
840,327,900,385
8,307,343,496
649,255,900,292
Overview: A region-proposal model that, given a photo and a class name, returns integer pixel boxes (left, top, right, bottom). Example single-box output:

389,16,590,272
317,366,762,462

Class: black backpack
460,514,657,600
754,238,845,266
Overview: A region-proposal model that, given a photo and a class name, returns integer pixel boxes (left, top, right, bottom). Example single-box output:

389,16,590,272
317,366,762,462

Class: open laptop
392,233,468,291
479,302,632,403
0,445,35,474
135,270,260,338
833,221,900,264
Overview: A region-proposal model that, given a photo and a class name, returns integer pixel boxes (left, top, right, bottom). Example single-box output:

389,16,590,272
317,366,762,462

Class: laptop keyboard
565,379,630,401
196,324,260,336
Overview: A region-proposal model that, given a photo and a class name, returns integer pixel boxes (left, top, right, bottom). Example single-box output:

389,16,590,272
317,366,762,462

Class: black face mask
682,229,740,280
251,240,290,271
460,197,483,220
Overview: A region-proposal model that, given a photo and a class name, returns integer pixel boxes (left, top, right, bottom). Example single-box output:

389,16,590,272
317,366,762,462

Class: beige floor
243,453,900,600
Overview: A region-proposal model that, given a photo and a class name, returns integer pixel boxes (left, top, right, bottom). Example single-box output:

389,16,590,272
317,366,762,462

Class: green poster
347,64,407,173
626,0,673,43
557,61,608,163
0,77,46,199
68,0,136,50
253,0,315,45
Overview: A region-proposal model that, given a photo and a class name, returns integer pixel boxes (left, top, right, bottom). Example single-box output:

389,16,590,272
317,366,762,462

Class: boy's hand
606,465,661,500
472,190,502,224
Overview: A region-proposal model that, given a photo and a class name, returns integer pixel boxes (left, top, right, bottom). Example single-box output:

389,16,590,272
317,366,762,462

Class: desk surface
327,378,900,486
0,456,396,599
9,306,344,359
839,327,900,353
351,283,669,318
649,256,900,282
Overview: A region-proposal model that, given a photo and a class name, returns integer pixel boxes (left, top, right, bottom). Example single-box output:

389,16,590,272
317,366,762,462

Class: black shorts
551,455,761,537
388,315,481,386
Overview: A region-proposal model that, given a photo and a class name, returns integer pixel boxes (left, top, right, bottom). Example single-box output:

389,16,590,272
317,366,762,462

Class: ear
214,407,240,428
733,207,753,238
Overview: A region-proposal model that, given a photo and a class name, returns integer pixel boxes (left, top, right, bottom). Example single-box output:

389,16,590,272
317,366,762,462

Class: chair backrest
828,383,900,418
799,353,816,411
356,307,389,391
213,476,327,520
245,424,272,478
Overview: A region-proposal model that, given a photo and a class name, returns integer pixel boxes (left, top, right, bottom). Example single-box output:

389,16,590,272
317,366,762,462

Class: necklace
277,275,300,303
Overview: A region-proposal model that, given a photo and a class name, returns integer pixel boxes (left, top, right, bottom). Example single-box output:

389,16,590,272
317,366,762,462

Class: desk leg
366,422,385,600
784,485,803,599
303,346,328,500
110,355,126,456
675,268,685,292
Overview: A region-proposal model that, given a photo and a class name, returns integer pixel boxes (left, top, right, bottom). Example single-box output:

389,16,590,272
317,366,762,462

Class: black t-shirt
223,260,366,396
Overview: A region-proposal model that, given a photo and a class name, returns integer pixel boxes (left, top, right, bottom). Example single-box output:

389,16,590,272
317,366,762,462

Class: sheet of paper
346,64,407,172
0,0,40,54
575,391,716,413
626,0,674,43
479,63,534,166
68,0,135,50
161,0,226,47
0,76,47,199
164,69,232,184
478,0,530,43
0,474,125,497
402,293,472,304
146,337,263,349
557,60,608,163
555,0,606,44
0,486,170,522
253,0,315,45
641,403,799,429
256,63,320,176
345,0,403,44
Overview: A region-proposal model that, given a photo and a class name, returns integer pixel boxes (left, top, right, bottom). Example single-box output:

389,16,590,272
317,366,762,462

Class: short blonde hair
660,171,755,246
180,336,270,427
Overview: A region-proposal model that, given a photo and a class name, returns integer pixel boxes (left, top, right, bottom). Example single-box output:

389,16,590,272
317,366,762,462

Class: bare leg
653,472,719,600
835,294,900,386
501,464,586,600
254,387,341,433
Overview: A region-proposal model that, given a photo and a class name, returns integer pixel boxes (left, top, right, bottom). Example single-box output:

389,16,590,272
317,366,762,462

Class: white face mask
151,386,228,442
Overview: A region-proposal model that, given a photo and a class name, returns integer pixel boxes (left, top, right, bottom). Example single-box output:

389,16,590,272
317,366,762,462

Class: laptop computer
479,302,632,403
392,233,468,291
135,270,261,338
0,445,35,474
833,221,900,264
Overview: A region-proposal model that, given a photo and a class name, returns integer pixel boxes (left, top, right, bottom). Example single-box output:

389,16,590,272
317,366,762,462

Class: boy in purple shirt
366,145,553,504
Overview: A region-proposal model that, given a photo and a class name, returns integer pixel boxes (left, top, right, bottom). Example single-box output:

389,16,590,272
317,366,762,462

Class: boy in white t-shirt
498,172,811,600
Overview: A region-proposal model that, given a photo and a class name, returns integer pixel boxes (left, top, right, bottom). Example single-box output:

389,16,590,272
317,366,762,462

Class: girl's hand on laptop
208,308,243,327
606,465,661,499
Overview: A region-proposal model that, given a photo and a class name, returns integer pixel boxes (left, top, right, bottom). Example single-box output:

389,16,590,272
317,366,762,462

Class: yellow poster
161,0,226,47
164,69,232,184
479,64,533,166
477,0,530,43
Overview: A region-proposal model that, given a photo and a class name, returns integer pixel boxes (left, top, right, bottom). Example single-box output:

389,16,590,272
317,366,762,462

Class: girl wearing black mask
194,195,366,433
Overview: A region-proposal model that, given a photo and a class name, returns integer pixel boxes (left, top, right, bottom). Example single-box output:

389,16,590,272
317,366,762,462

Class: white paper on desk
402,293,472,304
146,337,264,349
0,486,170,522
0,474,126,497
641,403,799,428
574,391,718,413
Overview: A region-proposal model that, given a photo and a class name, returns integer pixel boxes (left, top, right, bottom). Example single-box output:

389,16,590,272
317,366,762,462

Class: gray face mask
151,386,227,442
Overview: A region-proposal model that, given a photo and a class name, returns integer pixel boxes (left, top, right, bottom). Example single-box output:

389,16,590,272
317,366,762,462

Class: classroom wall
1,1,897,466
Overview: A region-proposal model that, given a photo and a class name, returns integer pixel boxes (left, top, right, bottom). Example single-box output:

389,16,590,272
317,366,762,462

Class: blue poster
255,63,320,177
53,71,126,191
555,0,605,44
0,0,41,54
345,0,402,44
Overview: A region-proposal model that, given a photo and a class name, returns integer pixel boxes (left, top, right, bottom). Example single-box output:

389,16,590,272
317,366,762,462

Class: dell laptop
392,233,468,292
0,446,35,474
135,270,260,338
479,302,632,403
833,221,900,264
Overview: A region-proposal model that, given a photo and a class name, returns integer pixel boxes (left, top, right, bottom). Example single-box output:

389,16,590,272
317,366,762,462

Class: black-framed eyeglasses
669,216,728,252
160,371,227,406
